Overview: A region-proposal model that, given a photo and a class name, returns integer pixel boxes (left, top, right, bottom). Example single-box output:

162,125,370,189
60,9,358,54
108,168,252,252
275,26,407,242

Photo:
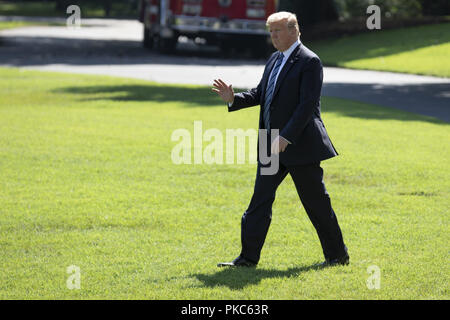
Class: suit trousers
240,160,347,264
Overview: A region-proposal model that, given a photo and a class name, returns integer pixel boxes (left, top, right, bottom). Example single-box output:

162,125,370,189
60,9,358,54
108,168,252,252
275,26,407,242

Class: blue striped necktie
263,52,284,130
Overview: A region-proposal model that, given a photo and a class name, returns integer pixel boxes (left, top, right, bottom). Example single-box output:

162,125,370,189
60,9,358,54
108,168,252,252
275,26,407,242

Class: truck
138,0,278,56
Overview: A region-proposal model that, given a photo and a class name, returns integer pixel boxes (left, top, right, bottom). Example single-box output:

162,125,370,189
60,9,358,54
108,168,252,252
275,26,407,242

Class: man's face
268,19,296,52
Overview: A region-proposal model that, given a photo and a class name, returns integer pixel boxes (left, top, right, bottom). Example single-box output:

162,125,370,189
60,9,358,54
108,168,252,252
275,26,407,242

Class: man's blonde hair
266,11,300,34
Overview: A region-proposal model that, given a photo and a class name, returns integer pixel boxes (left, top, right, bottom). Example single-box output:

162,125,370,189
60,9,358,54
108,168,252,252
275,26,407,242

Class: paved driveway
1,17,449,122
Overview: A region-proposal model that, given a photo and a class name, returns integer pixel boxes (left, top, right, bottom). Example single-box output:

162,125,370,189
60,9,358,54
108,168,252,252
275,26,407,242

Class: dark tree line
33,0,136,17
15,0,450,20
54,0,136,17
279,0,450,27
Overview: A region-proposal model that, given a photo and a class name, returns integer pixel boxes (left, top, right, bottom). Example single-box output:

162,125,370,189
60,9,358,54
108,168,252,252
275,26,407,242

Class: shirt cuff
279,135,292,144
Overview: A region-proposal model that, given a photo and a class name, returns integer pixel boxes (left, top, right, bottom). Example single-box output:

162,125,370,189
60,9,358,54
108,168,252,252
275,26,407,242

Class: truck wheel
143,26,153,49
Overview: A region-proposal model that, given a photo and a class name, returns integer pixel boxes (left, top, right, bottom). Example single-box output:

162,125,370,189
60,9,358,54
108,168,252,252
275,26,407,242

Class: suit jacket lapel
272,43,302,100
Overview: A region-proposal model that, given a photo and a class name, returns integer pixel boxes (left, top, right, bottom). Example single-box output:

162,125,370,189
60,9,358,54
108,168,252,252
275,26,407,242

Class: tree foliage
279,0,449,25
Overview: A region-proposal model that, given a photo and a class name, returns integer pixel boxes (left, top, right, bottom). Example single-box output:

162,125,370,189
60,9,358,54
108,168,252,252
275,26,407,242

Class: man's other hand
271,136,289,155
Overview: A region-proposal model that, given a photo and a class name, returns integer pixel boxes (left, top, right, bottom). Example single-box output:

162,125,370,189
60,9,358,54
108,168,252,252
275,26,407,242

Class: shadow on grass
322,83,450,124
193,263,322,290
54,83,449,124
53,84,224,107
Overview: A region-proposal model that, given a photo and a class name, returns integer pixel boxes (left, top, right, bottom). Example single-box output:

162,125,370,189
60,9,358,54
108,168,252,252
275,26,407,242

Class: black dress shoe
217,256,257,267
318,255,350,268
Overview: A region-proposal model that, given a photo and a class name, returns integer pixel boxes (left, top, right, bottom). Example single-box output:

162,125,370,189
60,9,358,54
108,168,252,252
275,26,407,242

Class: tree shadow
53,83,224,106
322,83,450,124
0,36,264,67
53,82,449,124
193,263,323,290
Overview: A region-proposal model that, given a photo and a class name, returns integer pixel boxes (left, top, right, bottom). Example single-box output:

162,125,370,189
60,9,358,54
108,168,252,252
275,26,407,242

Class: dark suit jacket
228,42,338,166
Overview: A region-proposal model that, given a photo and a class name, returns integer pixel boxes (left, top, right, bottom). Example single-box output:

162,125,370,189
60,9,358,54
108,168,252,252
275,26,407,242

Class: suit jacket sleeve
227,80,262,112
280,57,323,144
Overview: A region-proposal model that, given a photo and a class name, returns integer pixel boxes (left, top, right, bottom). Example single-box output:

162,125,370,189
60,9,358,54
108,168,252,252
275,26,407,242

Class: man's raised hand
212,79,234,104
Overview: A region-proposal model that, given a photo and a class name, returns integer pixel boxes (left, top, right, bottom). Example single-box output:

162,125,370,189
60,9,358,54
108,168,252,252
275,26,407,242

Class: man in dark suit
212,12,349,267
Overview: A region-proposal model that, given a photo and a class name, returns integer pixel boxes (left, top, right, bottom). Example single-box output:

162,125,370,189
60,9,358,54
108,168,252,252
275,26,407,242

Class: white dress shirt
229,39,301,145
264,39,301,145
267,38,301,90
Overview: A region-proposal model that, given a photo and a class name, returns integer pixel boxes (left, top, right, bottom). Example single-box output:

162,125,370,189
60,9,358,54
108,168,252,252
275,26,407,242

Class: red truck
138,0,278,55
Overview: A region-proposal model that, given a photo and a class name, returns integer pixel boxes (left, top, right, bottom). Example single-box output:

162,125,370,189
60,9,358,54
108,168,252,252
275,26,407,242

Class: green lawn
0,20,65,31
0,67,448,299
309,23,450,78
0,21,35,31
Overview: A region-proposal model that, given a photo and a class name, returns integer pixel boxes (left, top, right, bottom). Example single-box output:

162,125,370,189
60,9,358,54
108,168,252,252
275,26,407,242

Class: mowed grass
309,23,450,78
0,67,448,299
0,21,36,31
